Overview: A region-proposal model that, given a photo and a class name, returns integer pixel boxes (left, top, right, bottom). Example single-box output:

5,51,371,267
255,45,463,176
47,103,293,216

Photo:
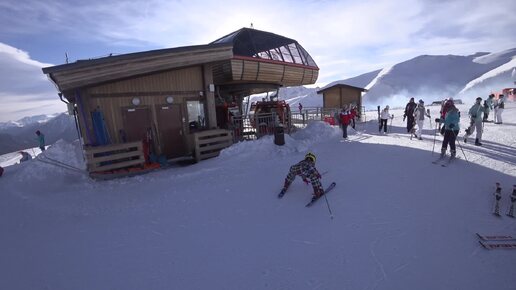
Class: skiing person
278,152,324,202
19,151,32,163
438,98,454,135
494,94,505,124
403,97,417,133
464,97,485,146
379,105,392,134
298,103,303,114
35,130,45,151
413,99,430,140
340,106,352,139
439,103,460,159
483,94,494,122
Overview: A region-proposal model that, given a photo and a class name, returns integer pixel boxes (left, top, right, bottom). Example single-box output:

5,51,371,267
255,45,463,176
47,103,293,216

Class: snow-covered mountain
276,48,516,110
363,48,516,108
0,113,77,154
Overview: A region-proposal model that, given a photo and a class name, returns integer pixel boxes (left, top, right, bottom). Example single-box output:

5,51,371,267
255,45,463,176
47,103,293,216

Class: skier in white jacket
413,100,430,140
379,106,392,134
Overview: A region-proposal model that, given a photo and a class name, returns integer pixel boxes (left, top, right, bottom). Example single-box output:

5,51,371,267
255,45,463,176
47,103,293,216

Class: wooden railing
84,141,145,173
193,129,233,162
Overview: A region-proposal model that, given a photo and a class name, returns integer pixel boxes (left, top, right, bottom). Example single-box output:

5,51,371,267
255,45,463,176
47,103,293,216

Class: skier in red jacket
340,107,352,139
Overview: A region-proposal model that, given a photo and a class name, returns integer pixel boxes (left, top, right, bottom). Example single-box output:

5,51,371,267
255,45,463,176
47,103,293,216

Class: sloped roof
317,82,368,94
42,28,318,92
211,28,318,68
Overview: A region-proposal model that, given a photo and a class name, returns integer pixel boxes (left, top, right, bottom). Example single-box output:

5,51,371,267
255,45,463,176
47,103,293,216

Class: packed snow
1,101,515,290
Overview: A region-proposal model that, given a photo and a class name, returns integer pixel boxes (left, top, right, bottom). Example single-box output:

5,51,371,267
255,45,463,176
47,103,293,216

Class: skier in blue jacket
440,104,460,159
35,130,45,151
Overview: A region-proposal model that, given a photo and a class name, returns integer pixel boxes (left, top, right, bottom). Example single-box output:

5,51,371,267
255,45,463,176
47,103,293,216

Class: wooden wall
323,87,341,108
322,86,362,109
76,66,204,149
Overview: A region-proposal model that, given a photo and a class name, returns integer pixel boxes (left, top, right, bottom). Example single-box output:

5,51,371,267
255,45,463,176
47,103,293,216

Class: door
121,107,152,142
156,104,186,158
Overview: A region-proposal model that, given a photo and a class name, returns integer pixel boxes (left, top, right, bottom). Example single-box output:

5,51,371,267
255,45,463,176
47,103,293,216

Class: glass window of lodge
187,100,206,130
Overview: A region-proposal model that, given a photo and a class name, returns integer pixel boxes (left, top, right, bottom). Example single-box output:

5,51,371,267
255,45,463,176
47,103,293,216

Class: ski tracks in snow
367,230,407,290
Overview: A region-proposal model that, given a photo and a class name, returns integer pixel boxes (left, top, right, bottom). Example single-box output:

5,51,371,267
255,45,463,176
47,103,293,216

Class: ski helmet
305,152,316,163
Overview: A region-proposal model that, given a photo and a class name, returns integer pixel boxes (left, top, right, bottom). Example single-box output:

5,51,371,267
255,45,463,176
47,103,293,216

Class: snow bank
219,121,341,161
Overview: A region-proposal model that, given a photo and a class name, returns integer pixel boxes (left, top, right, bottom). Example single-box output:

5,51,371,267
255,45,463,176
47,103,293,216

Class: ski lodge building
316,82,367,112
42,28,319,178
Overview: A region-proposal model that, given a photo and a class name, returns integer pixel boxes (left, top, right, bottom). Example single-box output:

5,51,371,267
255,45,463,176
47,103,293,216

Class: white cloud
0,43,62,122
1,0,516,119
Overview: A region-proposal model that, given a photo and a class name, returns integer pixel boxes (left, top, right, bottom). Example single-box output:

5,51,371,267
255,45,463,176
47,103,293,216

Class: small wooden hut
317,83,367,110
42,28,319,177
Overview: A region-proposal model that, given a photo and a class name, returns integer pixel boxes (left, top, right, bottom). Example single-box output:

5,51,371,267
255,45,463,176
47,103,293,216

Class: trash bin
274,125,285,146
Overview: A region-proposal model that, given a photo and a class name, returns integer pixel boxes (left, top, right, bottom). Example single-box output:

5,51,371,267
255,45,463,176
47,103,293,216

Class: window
288,43,302,64
187,100,206,130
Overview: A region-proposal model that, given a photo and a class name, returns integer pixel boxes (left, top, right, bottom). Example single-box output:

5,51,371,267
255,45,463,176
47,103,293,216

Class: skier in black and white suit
279,152,323,199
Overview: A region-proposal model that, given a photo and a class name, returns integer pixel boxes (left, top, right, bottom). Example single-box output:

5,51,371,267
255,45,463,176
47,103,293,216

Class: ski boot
310,188,324,202
475,138,482,146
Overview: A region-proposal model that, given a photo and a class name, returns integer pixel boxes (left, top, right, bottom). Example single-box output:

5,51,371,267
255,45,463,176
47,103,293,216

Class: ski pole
432,119,438,155
323,194,334,219
451,129,468,162
427,109,432,128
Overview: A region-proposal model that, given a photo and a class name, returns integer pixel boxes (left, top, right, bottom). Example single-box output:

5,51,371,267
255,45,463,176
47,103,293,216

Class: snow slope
0,102,515,290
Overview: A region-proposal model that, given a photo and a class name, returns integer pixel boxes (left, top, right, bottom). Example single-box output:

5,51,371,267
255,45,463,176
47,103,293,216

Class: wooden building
42,28,319,176
317,83,367,110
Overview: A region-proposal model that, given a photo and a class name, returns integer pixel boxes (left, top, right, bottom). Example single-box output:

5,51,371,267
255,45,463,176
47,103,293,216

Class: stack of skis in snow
477,233,516,250
492,183,516,217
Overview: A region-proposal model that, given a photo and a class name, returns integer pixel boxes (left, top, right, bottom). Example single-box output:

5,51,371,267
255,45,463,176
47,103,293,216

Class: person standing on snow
340,106,352,139
464,97,485,146
438,98,454,135
403,97,417,133
483,94,494,122
350,105,358,129
413,100,430,140
35,130,45,151
298,103,303,114
278,152,324,202
440,104,460,159
379,105,392,134
494,94,506,124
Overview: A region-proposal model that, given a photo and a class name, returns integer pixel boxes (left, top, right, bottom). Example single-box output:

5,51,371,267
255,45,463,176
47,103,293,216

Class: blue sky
1,0,515,121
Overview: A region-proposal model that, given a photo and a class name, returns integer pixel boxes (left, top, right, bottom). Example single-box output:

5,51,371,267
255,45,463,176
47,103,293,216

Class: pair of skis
278,182,336,207
476,233,516,250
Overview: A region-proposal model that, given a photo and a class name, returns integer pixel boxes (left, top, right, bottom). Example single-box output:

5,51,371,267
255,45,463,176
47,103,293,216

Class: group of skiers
404,93,507,158
278,93,508,202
